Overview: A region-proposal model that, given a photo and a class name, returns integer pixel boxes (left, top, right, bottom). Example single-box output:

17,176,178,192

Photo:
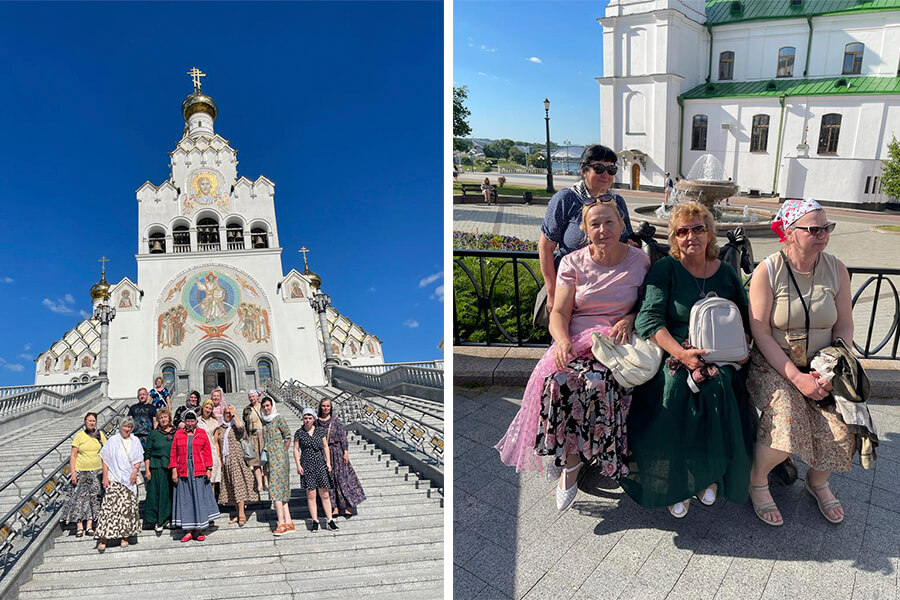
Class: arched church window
777,47,795,78
161,363,176,391
149,231,166,254
691,115,708,151
197,218,220,251
818,113,841,154
718,51,734,81
257,359,272,382
173,226,190,253
251,227,269,249
843,43,864,75
226,223,244,250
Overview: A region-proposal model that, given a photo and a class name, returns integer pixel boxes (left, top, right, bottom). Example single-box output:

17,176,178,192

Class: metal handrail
0,403,128,578
0,402,120,497
454,247,900,358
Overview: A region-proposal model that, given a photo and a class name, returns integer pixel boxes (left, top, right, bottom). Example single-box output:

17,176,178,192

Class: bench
460,183,497,203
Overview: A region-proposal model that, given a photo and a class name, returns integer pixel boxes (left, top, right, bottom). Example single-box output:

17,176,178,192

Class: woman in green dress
143,408,176,533
261,396,295,535
621,201,754,518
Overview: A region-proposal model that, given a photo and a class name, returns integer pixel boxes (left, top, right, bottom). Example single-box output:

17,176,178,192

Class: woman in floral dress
216,404,259,525
496,200,650,511
262,396,295,535
316,398,365,517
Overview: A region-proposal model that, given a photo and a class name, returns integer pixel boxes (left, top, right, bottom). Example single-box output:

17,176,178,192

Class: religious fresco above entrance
156,266,273,352
182,169,229,215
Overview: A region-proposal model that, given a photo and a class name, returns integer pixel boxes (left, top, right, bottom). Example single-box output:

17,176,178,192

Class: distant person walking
664,172,675,205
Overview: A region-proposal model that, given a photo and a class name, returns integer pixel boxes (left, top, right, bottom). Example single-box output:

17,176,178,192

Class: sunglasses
583,163,618,176
674,224,709,238
793,222,835,237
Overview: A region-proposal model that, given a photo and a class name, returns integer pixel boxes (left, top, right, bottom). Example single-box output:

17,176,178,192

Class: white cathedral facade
598,0,900,209
34,77,383,398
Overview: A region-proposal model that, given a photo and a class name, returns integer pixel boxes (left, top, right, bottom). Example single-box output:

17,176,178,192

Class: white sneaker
555,464,582,511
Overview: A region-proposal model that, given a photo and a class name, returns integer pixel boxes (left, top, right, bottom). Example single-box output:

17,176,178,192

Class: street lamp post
310,291,339,384
563,139,571,175
544,98,554,193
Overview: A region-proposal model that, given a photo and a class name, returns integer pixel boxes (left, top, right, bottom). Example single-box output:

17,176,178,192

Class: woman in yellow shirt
61,412,107,537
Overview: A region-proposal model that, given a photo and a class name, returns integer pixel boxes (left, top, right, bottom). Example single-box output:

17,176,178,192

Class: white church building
598,0,900,209
34,74,383,398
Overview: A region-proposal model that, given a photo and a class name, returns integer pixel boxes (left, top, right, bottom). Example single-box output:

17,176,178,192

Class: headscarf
219,404,238,458
771,198,823,242
183,410,198,433
261,400,279,422
185,392,200,408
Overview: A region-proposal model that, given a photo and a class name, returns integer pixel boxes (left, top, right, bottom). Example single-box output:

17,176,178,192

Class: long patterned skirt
60,469,102,524
171,475,221,530
534,357,632,479
329,448,366,511
219,448,259,506
143,466,174,526
94,482,140,540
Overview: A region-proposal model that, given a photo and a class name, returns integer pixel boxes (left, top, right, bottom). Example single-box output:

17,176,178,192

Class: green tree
454,137,473,153
453,86,472,137
528,152,547,169
484,138,514,159
881,136,900,200
508,145,526,165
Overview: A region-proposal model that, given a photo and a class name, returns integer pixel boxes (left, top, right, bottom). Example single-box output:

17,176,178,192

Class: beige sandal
749,484,783,526
668,498,690,519
805,480,843,524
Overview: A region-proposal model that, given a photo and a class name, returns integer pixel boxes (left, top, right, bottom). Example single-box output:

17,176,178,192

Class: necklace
685,259,710,298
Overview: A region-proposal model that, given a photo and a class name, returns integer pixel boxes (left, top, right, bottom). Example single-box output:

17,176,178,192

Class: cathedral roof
182,91,218,121
682,75,900,100
706,0,900,25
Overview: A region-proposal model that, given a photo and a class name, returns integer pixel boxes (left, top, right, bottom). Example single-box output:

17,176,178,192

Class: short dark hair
580,144,617,165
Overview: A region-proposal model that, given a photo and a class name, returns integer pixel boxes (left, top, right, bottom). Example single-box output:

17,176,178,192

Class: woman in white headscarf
747,199,853,526
95,417,144,551
216,404,258,526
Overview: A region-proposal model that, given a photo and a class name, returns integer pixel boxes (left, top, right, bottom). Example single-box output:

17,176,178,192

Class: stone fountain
633,154,774,234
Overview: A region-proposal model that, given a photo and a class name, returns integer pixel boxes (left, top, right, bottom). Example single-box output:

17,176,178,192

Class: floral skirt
534,357,632,479
329,448,366,510
748,349,853,472
94,482,140,540
60,469,102,524
219,448,259,506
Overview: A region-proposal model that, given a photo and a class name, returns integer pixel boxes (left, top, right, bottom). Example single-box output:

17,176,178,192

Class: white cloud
79,310,91,319
527,56,543,64
42,298,75,314
18,353,33,361
479,45,497,53
0,277,13,283
3,363,24,372
368,286,376,293
418,271,443,288
23,343,32,351
477,72,487,76
64,293,75,303
403,319,420,329
432,285,444,302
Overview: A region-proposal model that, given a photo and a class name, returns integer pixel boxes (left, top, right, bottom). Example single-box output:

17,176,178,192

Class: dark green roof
706,0,900,25
681,75,900,99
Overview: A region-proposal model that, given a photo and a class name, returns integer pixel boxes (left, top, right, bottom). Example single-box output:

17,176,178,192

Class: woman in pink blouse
496,200,650,511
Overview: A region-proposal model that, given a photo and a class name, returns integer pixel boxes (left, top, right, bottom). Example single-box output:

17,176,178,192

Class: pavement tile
617,576,672,600
521,572,580,600
577,563,636,600
871,454,900,493
472,477,521,515
455,565,490,600
547,529,624,590
633,541,694,591
473,585,516,600
470,505,521,550
455,490,493,527
715,557,773,600
851,553,899,600
667,552,734,599
455,524,491,566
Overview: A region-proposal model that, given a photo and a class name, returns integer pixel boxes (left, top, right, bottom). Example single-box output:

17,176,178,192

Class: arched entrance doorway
631,164,640,190
203,357,233,394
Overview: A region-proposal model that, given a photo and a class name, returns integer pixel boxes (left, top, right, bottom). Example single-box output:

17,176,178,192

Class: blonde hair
579,200,624,234
200,399,214,416
667,201,718,261
156,408,172,423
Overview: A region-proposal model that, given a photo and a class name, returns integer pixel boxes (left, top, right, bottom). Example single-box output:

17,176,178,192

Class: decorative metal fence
453,248,900,359
262,379,444,468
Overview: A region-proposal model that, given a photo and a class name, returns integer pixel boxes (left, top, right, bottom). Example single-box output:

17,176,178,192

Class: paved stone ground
453,385,900,600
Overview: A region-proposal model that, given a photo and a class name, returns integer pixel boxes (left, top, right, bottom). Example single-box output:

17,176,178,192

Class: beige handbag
591,331,663,388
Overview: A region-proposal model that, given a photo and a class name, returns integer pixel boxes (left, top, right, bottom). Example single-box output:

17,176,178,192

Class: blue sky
454,0,610,145
0,1,443,386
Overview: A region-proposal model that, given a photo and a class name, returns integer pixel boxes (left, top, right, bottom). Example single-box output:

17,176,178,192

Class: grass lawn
874,224,900,232
452,180,552,198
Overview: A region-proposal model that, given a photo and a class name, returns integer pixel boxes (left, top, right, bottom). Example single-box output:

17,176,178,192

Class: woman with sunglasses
745,199,852,526
497,200,650,511
538,145,636,319
621,201,754,519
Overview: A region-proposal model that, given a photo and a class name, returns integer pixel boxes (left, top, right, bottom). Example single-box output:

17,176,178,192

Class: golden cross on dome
98,256,109,276
187,67,206,93
299,246,310,270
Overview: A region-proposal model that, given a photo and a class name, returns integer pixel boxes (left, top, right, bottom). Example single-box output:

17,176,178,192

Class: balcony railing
197,242,219,252
453,248,900,359
331,365,443,391
227,241,245,251
173,243,191,253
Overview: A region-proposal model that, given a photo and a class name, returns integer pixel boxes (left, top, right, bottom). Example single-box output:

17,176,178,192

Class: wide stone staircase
12,399,444,599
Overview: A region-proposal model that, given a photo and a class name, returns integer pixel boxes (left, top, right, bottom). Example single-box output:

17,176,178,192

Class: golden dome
89,272,110,301
182,92,218,122
303,267,322,289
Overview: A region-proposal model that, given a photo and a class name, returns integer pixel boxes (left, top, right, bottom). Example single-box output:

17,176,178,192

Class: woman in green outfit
143,408,176,532
261,396,295,535
621,201,754,518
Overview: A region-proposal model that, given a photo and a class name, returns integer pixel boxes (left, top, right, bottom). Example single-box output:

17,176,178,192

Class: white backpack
688,292,748,365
